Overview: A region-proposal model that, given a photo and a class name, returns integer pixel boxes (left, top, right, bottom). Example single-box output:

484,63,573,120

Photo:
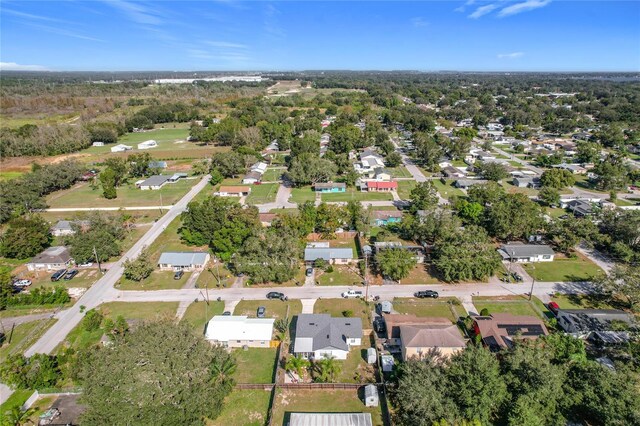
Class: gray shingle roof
304,247,353,261
28,246,71,265
295,314,362,352
158,252,209,266
499,244,555,258
140,175,170,187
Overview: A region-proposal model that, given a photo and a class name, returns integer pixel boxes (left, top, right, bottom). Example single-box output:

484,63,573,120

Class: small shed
367,347,377,364
364,384,379,407
381,355,394,372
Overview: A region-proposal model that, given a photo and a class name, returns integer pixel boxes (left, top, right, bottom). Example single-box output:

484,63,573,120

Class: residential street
24,175,211,356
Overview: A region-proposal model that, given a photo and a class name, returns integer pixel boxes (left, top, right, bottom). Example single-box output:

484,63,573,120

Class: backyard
232,348,278,383
245,183,279,204
207,389,272,426
46,178,197,208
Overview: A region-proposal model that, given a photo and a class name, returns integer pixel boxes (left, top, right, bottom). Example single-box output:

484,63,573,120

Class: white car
13,279,32,287
341,290,363,299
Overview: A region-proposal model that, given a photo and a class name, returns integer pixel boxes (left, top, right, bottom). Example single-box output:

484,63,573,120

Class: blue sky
1,1,639,71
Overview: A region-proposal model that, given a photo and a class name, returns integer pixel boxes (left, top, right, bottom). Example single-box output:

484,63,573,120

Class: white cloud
104,0,163,25
468,4,499,19
455,0,476,13
205,41,248,49
498,0,552,17
0,62,49,71
411,17,429,27
497,52,524,59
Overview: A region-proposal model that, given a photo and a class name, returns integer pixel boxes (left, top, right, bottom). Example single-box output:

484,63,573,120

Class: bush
326,265,334,273
83,309,104,332
342,310,354,317
480,308,490,316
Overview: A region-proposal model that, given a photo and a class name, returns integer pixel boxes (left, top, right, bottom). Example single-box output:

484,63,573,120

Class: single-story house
110,144,132,153
442,165,466,178
137,140,158,150
373,168,392,181
293,314,362,360
304,246,354,265
158,252,210,271
556,309,634,335
454,179,488,189
372,210,403,226
215,185,251,197
242,170,262,184
205,315,274,348
513,177,541,188
138,175,171,190
259,213,277,227
566,199,594,217
555,163,587,174
289,413,372,426
314,182,346,193
366,181,398,192
250,161,268,174
168,173,188,182
498,244,555,262
473,313,549,351
27,246,73,271
50,220,90,237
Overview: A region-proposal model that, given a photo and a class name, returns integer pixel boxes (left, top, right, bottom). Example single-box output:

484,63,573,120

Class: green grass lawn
550,294,621,311
290,186,316,204
392,297,461,322
322,189,393,202
262,168,284,182
232,348,278,383
472,296,545,319
99,302,179,320
317,266,362,286
271,389,383,426
398,265,441,285
195,263,235,289
207,389,272,426
387,167,413,178
234,300,302,320
396,180,417,199
522,256,604,282
500,181,539,196
117,271,190,290
46,179,196,208
245,183,279,204
0,319,57,361
0,389,34,413
314,298,372,324
0,171,24,181
180,300,225,335
432,179,465,198
336,346,376,383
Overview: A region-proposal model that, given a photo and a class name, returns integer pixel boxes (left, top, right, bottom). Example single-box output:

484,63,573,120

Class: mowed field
46,178,197,208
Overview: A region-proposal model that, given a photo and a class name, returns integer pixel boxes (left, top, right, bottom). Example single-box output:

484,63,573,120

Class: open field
392,297,463,322
396,265,441,285
317,266,362,286
0,318,57,361
396,180,416,199
46,178,197,208
314,298,372,324
232,348,278,383
431,179,465,198
207,389,272,426
387,167,413,178
522,255,603,282
322,189,393,202
246,183,279,204
117,271,191,290
262,168,284,182
271,389,383,426
290,186,317,204
234,299,302,320
473,296,546,319
99,301,179,320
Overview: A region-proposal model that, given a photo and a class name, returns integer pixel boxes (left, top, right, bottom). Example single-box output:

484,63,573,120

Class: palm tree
285,355,310,378
314,356,341,383
210,356,237,391
4,406,35,426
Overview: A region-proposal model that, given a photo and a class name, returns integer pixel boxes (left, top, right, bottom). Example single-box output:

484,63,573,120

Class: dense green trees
79,321,235,425
233,229,301,284
210,151,245,178
286,153,337,186
476,162,508,181
409,181,439,212
123,248,154,282
540,168,576,189
376,248,415,281
0,215,51,259
596,264,640,311
484,193,544,240
0,124,91,157
66,214,125,263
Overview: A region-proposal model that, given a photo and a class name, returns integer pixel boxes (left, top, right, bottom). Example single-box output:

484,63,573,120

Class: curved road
24,175,211,356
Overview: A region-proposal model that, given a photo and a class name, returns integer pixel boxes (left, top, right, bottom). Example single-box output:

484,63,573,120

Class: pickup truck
341,290,363,299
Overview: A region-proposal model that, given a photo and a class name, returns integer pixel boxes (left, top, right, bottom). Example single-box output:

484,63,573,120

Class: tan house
473,313,549,351
384,315,466,360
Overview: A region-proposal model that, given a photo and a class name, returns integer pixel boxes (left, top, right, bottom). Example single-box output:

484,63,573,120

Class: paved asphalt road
24,175,211,356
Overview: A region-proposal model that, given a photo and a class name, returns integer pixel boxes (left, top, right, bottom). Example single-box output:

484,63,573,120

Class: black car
222,311,231,316
414,290,439,298
174,270,184,280
305,268,313,277
373,317,386,333
266,291,287,300
51,269,68,282
63,269,78,281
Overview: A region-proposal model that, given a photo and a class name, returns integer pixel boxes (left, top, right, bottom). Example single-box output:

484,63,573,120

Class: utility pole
93,246,103,273
528,265,535,301
364,253,370,302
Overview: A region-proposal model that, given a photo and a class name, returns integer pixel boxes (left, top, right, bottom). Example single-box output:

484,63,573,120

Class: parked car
12,279,32,288
174,270,184,280
64,270,78,281
78,262,93,267
414,290,439,298
51,269,68,282
222,311,231,316
512,273,523,282
373,317,386,333
305,268,313,277
257,306,266,318
341,290,363,299
266,291,287,300
548,301,560,315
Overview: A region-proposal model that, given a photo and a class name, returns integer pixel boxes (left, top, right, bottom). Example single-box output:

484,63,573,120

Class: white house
92,141,104,147
354,149,385,174
110,144,132,153
158,252,210,271
205,316,274,348
293,314,362,360
137,140,158,150
498,244,555,262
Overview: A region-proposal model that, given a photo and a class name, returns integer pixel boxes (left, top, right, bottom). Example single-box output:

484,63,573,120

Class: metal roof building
288,413,373,426
138,175,171,190
158,252,210,271
304,247,354,262
205,315,274,347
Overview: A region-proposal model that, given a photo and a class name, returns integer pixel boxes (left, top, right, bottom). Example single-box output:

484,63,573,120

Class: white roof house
110,144,132,153
289,413,372,426
205,316,274,348
158,252,210,271
137,140,158,150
